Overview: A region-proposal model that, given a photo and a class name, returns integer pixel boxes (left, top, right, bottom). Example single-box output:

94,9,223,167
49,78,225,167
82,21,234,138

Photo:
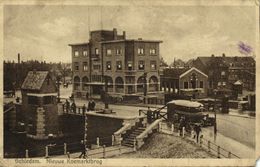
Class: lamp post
56,75,61,103
104,75,109,109
143,72,147,104
213,89,218,141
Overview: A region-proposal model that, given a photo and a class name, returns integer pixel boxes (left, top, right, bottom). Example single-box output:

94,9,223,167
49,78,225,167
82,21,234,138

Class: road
4,84,255,158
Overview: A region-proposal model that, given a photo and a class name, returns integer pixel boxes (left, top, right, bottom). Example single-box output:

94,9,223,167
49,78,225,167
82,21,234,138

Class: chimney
18,53,20,64
113,28,117,40
222,53,226,57
123,31,126,39
211,54,215,57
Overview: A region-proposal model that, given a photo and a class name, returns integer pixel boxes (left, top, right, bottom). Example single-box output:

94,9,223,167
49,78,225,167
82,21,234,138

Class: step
122,143,134,147
122,140,134,144
137,127,146,130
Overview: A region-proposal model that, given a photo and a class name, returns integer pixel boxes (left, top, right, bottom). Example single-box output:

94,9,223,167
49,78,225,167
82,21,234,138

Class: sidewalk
49,145,133,159
201,127,255,158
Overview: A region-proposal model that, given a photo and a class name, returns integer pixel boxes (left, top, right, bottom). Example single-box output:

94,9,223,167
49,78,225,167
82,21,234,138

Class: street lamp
143,72,147,104
213,89,218,141
56,75,61,103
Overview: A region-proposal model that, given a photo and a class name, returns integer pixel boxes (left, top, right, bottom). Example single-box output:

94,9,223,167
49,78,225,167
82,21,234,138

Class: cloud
40,17,76,37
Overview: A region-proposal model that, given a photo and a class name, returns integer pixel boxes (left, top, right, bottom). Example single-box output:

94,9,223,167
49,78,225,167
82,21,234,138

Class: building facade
69,28,162,100
20,71,59,139
161,67,208,99
192,54,255,94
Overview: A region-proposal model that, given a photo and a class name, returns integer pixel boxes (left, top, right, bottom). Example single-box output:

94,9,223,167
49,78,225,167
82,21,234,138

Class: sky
4,5,256,63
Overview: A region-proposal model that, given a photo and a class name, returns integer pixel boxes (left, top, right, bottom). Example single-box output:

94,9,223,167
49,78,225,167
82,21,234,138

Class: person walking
71,101,76,113
147,107,152,123
179,117,185,136
79,140,86,158
87,100,91,111
82,104,86,115
194,123,202,143
65,100,70,113
92,100,96,111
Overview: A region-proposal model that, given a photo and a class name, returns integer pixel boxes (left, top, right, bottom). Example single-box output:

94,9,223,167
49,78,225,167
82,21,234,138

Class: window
223,82,226,86
150,48,156,55
200,81,204,88
218,82,221,86
106,61,111,70
83,62,88,71
138,48,144,55
127,62,132,70
221,71,226,76
83,50,88,56
95,48,99,55
106,49,112,55
116,61,122,70
116,48,122,55
74,51,79,57
92,75,102,82
138,61,145,70
28,96,38,105
150,61,157,70
43,96,53,105
184,82,188,89
93,64,100,70
74,62,79,71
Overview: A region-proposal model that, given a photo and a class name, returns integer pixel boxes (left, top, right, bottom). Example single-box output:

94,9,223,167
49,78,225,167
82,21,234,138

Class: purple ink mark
238,41,252,55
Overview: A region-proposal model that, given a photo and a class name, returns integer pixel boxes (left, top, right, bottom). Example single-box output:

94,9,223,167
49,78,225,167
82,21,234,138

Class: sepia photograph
1,0,259,166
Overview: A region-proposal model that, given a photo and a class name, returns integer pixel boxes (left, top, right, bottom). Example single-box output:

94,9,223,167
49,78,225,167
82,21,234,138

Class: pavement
49,145,134,159
201,127,255,158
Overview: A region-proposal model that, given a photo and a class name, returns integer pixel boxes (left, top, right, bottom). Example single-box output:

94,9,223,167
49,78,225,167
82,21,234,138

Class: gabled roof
197,57,212,66
179,67,208,78
21,71,49,90
163,68,190,79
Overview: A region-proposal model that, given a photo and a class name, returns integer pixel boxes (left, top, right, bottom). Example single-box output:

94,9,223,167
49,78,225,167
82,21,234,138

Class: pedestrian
71,101,76,113
65,99,70,113
87,101,91,111
92,100,96,111
194,124,202,143
147,107,152,123
179,117,185,136
86,92,89,100
79,140,86,158
82,104,86,115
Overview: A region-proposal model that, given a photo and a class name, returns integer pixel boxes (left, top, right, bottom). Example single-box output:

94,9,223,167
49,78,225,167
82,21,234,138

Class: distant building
20,71,59,139
69,28,163,101
161,67,208,99
192,54,255,94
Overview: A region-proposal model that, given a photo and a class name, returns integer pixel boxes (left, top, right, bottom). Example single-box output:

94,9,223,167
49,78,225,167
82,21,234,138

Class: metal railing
158,122,240,159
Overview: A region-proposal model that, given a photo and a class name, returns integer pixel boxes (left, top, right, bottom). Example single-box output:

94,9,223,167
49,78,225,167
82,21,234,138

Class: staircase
122,127,146,147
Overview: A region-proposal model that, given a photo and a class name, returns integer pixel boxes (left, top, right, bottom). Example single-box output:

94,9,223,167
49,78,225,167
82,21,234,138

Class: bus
167,100,214,127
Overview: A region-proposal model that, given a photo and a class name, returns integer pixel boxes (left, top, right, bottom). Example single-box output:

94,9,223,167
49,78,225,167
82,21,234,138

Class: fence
158,121,240,159
5,134,135,159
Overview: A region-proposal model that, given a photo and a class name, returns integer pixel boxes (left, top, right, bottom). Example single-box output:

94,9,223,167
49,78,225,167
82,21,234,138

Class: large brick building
192,54,255,94
69,28,162,100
